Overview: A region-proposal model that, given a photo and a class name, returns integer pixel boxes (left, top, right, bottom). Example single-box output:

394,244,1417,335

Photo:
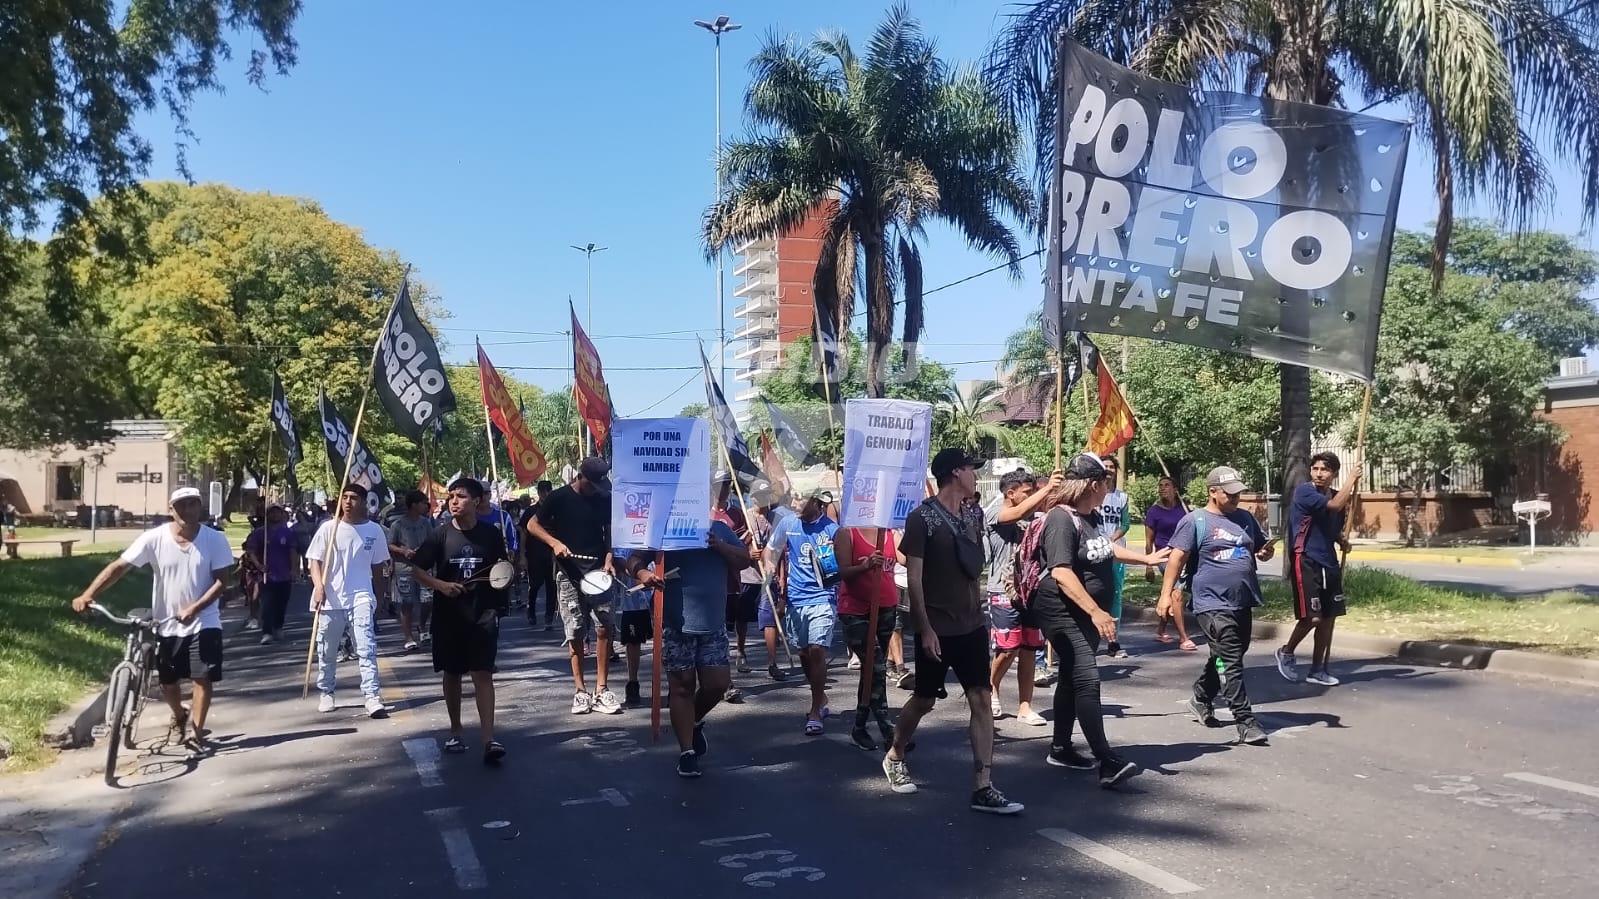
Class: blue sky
137,0,1598,413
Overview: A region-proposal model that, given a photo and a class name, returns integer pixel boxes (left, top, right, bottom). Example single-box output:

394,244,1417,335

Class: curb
1344,550,1523,569
1125,607,1598,686
40,686,108,750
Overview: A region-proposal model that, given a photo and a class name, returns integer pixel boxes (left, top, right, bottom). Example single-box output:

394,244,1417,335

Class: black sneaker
1238,720,1269,746
970,785,1024,815
183,734,214,760
692,722,709,757
1046,744,1096,770
1099,757,1139,788
850,727,878,751
1187,697,1221,728
624,680,641,708
676,751,701,778
768,665,788,682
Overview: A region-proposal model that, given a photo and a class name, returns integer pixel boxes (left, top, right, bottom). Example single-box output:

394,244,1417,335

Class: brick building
1534,360,1599,540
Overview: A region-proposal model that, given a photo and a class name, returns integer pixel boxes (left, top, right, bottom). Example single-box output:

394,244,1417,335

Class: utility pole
695,14,742,395
569,243,607,332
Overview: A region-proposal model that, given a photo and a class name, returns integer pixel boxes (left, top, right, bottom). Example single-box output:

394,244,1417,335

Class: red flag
570,304,611,448
478,343,548,486
759,431,791,494
1087,359,1137,457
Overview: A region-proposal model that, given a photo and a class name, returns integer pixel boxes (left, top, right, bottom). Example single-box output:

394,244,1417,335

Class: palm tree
704,5,1033,398
936,379,1015,456
1001,309,1054,401
986,0,1599,504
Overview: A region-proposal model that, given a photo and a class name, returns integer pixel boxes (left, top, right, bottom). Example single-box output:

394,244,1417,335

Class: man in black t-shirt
520,480,557,629
411,478,509,766
884,448,1024,817
527,457,619,715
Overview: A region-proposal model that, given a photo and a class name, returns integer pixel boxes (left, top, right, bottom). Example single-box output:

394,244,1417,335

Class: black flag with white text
375,278,456,441
318,389,393,515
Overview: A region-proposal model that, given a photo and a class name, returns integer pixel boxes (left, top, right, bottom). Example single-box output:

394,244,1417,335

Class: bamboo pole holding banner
856,528,886,716
716,401,795,668
303,270,404,699
1045,23,1068,472
650,549,666,741
1340,383,1374,568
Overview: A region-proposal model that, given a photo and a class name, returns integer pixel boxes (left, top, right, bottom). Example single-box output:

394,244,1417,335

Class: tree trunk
1265,2,1331,569
1429,116,1454,294
860,230,894,399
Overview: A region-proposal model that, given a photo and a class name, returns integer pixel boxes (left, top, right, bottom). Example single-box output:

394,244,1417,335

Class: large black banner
269,372,303,469
1046,40,1409,381
375,279,456,441
318,389,393,515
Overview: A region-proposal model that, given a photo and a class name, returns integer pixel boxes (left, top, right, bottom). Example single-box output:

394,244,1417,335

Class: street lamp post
569,243,608,332
695,14,741,394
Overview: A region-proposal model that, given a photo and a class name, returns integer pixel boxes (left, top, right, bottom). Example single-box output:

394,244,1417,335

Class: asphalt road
34,593,1599,899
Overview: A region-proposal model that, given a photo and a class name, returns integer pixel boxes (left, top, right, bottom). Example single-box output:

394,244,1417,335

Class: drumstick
626,569,679,592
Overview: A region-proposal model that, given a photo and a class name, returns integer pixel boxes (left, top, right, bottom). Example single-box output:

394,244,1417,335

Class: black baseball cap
579,457,611,494
930,448,980,481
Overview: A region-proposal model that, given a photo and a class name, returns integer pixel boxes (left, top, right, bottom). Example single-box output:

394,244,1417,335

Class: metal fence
1312,439,1485,494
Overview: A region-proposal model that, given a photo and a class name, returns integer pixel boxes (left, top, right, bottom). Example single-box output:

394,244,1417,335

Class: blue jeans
316,604,381,699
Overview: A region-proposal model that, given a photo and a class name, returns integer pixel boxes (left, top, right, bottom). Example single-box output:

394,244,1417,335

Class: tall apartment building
729,207,829,420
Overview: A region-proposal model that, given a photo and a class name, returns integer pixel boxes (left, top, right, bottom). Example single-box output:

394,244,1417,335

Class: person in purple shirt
243,505,299,645
1143,477,1195,651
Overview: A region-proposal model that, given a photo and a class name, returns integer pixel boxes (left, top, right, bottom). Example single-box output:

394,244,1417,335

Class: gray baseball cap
1205,466,1248,494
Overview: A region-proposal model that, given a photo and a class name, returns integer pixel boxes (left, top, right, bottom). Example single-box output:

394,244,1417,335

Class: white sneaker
259,633,274,645
1305,669,1340,687
318,694,336,713
1275,647,1301,682
594,688,623,715
403,640,419,651
243,619,260,632
1017,709,1048,727
990,694,1003,719
847,655,862,670
365,697,388,718
571,691,594,715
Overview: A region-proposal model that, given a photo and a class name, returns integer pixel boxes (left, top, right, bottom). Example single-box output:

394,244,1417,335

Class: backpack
1014,509,1077,607
1177,510,1205,596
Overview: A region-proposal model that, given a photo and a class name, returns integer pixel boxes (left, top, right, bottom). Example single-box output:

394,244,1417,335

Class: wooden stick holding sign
650,549,665,743
1340,383,1374,568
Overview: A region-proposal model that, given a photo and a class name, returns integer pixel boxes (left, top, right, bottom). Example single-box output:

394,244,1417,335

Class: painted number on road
700,833,825,889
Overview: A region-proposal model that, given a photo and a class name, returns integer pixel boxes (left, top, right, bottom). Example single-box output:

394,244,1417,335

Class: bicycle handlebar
87,602,164,628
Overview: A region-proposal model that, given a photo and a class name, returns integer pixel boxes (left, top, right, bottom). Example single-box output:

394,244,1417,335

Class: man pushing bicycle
72,486,234,757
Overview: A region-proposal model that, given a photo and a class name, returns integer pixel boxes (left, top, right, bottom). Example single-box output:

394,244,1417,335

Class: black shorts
726,584,760,624
912,627,991,700
1291,554,1346,620
157,629,224,685
432,609,501,675
620,609,653,645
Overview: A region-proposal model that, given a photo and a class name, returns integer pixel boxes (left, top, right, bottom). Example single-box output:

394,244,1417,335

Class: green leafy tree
1367,224,1599,543
72,183,425,505
934,380,1015,456
1,1,300,310
0,246,138,450
987,0,1599,518
704,6,1032,397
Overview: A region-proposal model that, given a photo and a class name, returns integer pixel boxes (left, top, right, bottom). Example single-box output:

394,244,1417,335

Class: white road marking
1505,772,1599,800
700,833,772,847
562,787,629,807
403,738,443,788
425,807,487,890
1037,828,1203,895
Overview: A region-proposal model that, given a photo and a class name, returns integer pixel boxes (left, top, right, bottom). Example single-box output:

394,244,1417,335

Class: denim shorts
785,602,836,649
663,628,730,673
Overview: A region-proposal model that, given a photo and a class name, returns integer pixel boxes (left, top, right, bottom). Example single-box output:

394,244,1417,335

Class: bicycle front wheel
103,675,131,786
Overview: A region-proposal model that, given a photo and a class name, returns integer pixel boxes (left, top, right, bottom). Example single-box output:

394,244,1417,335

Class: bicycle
87,602,175,785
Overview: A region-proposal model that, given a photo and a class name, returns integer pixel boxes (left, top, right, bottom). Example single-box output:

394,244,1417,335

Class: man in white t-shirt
306,483,392,717
71,487,234,756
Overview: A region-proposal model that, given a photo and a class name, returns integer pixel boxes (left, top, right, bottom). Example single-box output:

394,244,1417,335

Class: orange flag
570,303,612,448
477,343,548,486
1087,359,1137,457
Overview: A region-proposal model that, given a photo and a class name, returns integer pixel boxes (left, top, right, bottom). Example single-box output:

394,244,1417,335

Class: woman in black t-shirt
1030,454,1168,787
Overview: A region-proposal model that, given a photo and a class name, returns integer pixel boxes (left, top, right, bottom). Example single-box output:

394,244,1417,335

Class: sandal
483,740,506,765
1179,640,1198,652
443,736,467,754
804,717,824,736
1155,633,1176,644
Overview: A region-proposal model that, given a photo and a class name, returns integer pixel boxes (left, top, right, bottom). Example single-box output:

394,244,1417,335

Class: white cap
169,486,203,505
